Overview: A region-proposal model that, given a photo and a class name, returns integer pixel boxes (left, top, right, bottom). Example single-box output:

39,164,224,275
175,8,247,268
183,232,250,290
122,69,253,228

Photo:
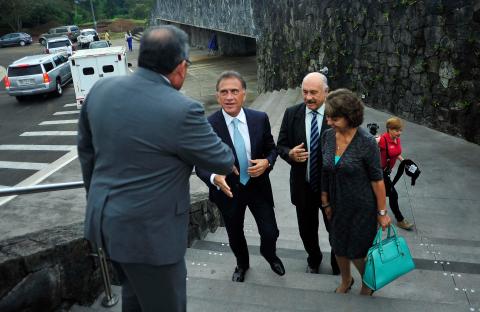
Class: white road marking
53,111,80,116
0,144,75,151
0,66,6,80
20,131,77,136
63,103,78,107
0,150,79,206
39,120,78,125
0,161,48,170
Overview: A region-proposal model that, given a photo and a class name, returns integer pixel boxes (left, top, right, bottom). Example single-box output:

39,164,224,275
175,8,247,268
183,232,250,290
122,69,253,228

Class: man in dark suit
77,26,234,312
196,71,285,282
277,72,339,275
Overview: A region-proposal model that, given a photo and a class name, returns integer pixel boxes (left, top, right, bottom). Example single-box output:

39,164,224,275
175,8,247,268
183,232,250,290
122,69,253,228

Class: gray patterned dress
321,127,383,259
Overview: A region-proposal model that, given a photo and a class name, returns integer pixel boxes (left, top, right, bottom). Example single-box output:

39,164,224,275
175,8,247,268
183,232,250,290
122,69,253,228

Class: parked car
3,53,72,101
0,32,32,47
88,40,110,49
45,37,73,56
77,29,99,48
39,25,80,45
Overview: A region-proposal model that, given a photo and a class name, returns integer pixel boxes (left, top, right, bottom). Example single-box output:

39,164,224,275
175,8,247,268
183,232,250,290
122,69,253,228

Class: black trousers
218,183,280,269
296,185,338,270
113,259,186,312
384,173,405,222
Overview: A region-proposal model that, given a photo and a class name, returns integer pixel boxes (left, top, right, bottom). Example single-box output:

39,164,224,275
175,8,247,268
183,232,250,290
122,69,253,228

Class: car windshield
49,41,70,48
81,31,96,36
89,42,108,49
8,65,42,77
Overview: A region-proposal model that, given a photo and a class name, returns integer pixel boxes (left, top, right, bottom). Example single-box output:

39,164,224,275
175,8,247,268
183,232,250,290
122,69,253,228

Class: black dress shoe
269,258,285,276
232,266,248,282
306,265,319,274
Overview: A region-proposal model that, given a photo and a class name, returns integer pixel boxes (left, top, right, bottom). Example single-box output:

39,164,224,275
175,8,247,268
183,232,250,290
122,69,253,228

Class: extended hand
324,206,332,221
214,175,233,198
247,159,269,177
288,143,309,163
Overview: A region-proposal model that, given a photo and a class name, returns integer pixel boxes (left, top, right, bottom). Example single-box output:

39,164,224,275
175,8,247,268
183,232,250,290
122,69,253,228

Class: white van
69,46,129,108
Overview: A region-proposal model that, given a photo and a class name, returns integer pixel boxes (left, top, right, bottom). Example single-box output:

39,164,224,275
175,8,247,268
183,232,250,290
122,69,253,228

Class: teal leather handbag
363,225,415,291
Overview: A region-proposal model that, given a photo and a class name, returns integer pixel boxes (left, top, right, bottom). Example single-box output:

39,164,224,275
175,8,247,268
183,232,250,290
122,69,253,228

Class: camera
367,123,379,136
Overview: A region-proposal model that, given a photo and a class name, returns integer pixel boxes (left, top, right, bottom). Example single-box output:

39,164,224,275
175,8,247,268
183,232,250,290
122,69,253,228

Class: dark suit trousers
296,184,337,269
219,183,279,269
114,259,186,312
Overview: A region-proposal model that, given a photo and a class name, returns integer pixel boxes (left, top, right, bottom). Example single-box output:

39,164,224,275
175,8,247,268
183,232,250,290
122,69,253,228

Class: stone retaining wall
0,194,220,311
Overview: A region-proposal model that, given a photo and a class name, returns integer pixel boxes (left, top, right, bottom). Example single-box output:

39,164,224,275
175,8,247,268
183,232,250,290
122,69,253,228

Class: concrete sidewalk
72,89,480,311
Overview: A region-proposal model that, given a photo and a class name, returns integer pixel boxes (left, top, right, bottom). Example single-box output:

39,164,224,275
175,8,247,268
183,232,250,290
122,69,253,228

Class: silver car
4,53,72,102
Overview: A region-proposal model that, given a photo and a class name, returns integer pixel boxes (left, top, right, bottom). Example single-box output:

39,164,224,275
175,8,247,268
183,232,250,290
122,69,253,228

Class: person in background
277,72,340,275
125,31,133,51
104,30,110,46
320,88,390,296
78,25,234,312
376,117,414,230
196,71,285,282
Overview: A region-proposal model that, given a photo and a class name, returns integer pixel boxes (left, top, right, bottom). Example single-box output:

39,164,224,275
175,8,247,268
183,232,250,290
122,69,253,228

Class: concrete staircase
71,88,480,312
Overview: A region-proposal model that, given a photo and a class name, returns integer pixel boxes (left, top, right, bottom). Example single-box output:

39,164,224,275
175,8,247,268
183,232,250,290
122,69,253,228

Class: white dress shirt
210,108,251,186
305,104,325,182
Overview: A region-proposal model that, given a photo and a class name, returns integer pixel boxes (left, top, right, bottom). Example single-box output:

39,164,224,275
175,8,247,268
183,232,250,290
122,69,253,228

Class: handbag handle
373,224,397,245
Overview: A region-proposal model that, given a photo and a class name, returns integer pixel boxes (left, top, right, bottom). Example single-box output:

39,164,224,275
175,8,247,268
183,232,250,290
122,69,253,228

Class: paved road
0,40,257,193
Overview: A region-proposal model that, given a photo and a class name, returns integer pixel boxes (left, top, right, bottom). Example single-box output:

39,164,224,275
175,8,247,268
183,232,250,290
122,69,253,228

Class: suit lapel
244,108,257,158
211,110,238,165
293,104,307,151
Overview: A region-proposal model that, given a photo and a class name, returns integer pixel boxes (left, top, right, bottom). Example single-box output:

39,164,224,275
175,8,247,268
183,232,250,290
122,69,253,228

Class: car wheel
40,38,46,46
54,80,63,97
16,96,26,102
19,40,25,46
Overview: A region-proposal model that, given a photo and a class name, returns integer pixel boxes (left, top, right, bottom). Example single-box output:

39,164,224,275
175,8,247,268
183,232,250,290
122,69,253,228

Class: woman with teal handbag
321,89,391,295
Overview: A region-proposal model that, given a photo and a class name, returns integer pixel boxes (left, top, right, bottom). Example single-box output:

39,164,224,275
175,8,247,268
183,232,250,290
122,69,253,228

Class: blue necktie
233,118,250,185
309,110,320,192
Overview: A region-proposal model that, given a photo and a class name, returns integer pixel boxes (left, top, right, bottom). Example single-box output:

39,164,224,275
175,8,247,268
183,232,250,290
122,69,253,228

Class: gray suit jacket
77,67,234,266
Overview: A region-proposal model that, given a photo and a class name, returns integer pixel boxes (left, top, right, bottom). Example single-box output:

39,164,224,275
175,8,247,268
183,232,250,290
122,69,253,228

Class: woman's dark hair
325,88,364,128
215,70,247,91
138,25,189,75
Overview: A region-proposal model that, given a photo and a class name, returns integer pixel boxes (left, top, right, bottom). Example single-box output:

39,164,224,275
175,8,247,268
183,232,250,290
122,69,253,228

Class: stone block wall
254,0,480,143
0,195,220,311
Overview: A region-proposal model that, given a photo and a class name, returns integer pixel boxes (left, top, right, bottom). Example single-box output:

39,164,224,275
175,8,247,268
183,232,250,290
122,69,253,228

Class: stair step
187,242,470,306
186,276,467,312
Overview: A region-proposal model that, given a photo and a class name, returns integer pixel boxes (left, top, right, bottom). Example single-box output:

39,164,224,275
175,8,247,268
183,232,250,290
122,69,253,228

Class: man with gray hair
78,25,234,311
277,72,340,276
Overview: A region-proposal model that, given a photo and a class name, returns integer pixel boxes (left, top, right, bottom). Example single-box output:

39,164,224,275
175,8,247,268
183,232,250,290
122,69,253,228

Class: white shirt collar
159,73,171,85
305,103,325,116
222,108,246,126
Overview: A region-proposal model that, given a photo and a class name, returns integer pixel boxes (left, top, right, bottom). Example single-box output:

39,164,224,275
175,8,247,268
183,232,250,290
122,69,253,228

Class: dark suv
39,25,80,45
0,33,33,47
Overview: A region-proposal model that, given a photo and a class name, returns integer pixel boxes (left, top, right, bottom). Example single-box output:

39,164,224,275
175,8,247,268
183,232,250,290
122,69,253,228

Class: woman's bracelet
321,203,331,208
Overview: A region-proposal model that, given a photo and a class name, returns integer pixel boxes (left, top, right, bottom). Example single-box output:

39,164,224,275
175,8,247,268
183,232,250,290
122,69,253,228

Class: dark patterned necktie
309,110,319,192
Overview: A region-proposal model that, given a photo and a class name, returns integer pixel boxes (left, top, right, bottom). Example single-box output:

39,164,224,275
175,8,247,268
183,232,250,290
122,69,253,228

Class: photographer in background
376,117,414,230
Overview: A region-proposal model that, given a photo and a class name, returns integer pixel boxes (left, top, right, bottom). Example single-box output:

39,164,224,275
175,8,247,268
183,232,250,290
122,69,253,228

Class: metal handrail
0,181,84,197
0,180,119,307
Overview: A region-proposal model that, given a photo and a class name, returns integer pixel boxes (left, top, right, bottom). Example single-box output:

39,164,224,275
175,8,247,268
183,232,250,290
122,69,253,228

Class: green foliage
0,0,155,32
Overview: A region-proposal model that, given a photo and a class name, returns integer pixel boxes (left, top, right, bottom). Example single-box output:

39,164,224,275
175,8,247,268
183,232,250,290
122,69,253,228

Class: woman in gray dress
320,89,390,295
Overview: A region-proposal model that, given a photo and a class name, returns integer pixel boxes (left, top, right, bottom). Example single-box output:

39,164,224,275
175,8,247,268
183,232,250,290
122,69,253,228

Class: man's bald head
138,25,189,75
302,72,328,91
302,72,329,111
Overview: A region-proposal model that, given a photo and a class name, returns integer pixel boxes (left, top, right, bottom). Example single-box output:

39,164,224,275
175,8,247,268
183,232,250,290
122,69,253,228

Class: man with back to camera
77,26,234,312
277,72,340,275
196,71,285,282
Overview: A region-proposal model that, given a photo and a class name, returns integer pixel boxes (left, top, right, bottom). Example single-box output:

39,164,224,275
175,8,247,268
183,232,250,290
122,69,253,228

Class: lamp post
89,0,97,30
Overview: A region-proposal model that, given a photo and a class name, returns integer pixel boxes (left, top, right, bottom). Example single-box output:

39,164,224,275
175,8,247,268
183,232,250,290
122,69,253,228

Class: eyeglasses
185,59,192,67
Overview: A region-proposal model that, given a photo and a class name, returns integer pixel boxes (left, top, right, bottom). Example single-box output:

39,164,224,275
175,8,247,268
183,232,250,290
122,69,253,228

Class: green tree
0,0,32,31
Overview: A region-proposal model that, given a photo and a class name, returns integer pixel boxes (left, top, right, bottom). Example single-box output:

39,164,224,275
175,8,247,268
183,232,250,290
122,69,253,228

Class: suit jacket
277,103,330,207
77,67,234,266
196,108,277,209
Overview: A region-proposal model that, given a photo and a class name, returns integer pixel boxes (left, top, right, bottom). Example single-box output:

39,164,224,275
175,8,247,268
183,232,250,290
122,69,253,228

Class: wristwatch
377,209,387,216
